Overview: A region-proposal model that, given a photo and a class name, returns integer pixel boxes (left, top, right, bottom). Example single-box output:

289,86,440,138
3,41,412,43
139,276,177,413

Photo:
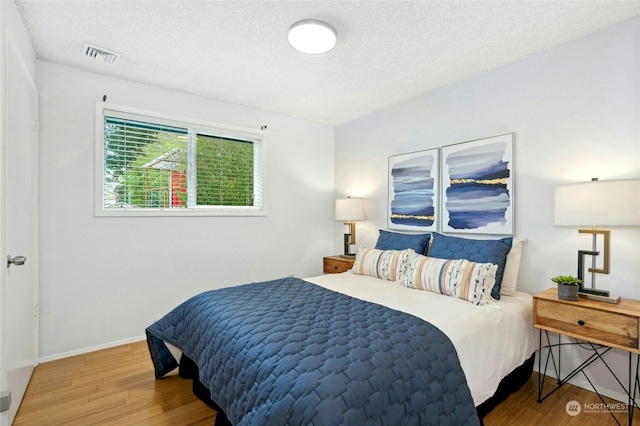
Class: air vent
82,42,120,64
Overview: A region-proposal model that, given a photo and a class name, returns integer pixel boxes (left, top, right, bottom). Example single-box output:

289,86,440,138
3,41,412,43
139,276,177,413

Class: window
96,104,264,216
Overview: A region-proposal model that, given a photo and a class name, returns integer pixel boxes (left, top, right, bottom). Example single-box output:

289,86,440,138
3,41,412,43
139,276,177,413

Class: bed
146,232,537,425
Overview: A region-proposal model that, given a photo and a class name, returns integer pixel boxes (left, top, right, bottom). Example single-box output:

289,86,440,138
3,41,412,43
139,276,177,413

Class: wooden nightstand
533,288,640,424
323,255,355,274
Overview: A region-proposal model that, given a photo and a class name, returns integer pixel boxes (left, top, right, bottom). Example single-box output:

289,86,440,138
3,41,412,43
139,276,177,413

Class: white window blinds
99,106,263,216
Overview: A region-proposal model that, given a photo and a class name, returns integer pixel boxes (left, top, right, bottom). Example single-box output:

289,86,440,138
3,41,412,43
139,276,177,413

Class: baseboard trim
565,374,636,406
38,335,146,364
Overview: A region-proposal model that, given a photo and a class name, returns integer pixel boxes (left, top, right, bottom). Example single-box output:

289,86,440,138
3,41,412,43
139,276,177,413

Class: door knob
7,255,26,267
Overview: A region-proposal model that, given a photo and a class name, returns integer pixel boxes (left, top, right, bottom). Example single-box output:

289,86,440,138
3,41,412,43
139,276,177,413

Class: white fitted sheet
305,272,537,406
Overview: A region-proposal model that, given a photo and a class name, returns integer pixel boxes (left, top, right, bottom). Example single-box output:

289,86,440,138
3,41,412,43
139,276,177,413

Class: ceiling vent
82,42,120,64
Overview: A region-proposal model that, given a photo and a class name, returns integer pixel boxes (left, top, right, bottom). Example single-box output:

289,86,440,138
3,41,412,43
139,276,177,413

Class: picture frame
440,133,514,235
387,148,439,232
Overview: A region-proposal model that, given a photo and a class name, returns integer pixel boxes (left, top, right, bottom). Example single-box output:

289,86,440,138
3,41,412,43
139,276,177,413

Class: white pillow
400,252,497,306
500,238,526,296
351,247,413,282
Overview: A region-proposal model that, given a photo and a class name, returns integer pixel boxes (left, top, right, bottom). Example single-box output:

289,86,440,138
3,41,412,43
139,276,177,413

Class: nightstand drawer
535,299,639,350
323,256,354,274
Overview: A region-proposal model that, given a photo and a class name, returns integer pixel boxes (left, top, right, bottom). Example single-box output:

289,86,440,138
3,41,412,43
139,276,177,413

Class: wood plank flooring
13,340,639,425
483,368,640,425
13,341,216,425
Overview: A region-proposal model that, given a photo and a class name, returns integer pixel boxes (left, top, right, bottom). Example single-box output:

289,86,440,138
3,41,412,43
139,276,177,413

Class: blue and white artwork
441,134,514,235
387,149,439,231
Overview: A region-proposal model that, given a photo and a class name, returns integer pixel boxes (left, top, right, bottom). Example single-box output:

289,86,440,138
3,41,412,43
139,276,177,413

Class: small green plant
551,275,582,286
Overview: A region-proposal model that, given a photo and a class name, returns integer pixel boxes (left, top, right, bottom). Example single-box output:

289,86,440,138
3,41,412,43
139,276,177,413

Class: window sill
95,207,266,217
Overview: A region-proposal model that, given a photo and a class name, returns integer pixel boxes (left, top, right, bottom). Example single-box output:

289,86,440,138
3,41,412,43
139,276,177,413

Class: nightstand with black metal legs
533,288,640,425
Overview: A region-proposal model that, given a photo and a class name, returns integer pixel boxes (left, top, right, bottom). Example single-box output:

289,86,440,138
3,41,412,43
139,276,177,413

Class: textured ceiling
15,1,640,126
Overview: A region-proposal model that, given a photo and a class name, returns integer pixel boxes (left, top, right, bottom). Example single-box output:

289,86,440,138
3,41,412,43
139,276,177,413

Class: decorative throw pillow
374,229,431,255
500,238,526,296
401,253,497,306
351,247,413,282
429,233,512,300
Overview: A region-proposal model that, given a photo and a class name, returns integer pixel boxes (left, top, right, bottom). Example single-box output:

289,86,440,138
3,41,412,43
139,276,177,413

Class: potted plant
551,275,582,301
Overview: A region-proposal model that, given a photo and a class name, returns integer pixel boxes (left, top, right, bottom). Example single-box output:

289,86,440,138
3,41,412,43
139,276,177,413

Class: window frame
95,102,265,217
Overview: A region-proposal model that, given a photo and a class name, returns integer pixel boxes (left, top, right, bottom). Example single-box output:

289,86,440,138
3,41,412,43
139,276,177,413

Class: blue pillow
429,233,512,300
374,230,431,255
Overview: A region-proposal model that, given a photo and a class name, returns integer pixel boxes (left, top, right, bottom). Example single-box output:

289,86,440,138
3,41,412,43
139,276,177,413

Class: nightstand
323,255,355,274
533,288,640,424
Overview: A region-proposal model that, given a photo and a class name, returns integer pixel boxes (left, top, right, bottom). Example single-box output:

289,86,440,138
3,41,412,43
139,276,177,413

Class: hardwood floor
13,341,216,425
13,341,639,425
483,369,640,425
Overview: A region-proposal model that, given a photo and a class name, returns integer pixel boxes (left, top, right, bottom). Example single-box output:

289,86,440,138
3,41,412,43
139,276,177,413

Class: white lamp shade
554,178,640,226
335,198,365,221
288,20,337,54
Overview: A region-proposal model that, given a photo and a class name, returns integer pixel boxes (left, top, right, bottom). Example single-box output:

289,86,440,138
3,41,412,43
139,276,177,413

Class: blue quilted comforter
146,277,479,425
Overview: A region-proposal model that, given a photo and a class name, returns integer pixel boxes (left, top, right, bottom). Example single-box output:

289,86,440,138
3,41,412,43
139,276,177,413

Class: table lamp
335,197,365,257
554,178,640,303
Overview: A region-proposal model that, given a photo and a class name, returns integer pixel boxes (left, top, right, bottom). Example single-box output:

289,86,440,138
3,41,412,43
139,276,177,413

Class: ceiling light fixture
288,20,337,54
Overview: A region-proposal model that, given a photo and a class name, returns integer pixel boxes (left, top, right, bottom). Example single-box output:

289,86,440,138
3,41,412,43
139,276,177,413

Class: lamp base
579,291,621,304
340,254,355,258
579,287,609,297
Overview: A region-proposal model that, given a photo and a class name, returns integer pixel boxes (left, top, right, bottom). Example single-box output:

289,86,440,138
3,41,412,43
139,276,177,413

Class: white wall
37,62,335,358
335,18,640,402
0,3,35,71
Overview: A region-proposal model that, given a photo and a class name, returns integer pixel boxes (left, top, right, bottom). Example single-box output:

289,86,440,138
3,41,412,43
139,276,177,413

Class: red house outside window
170,170,186,207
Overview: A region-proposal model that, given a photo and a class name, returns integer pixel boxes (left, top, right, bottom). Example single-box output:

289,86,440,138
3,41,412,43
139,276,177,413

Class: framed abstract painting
441,133,514,235
387,149,439,232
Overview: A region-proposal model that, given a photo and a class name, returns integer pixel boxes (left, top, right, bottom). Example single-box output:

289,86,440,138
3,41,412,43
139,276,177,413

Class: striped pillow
351,247,413,282
400,253,497,305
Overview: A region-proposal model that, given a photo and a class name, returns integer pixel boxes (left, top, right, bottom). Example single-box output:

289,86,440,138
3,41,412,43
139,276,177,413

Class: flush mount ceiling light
288,20,337,54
